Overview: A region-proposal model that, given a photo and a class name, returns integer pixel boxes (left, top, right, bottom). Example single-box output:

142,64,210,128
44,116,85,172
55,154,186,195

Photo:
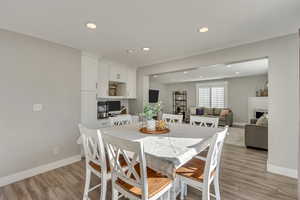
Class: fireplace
255,109,268,119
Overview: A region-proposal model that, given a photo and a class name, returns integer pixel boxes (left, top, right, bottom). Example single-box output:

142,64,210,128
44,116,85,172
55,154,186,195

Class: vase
146,119,156,131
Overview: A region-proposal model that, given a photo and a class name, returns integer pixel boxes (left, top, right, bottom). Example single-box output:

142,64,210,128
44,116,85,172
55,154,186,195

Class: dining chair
190,116,219,128
78,124,108,200
162,113,183,124
110,115,133,126
176,127,228,200
103,134,173,200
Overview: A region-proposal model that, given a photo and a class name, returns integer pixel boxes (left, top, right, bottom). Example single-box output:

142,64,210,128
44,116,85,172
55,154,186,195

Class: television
149,90,159,103
107,101,121,112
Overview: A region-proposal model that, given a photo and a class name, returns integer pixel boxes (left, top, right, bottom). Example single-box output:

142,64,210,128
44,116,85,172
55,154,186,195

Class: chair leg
83,168,91,200
180,180,185,200
99,174,107,200
202,184,210,200
213,176,221,200
184,183,187,196
111,186,119,200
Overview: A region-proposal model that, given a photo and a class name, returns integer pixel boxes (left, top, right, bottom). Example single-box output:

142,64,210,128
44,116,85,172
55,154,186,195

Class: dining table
100,123,225,199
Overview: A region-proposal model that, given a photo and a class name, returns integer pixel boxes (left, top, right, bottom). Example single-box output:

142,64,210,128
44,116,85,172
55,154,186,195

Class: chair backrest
110,115,133,126
203,126,228,184
78,124,107,173
103,134,148,199
162,113,183,124
190,116,219,128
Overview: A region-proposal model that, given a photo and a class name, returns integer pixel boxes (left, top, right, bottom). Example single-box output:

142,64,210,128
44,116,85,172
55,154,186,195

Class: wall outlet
33,104,43,112
53,146,60,155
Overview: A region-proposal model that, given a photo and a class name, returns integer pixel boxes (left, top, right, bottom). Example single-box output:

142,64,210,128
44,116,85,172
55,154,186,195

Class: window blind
198,87,211,107
211,87,225,108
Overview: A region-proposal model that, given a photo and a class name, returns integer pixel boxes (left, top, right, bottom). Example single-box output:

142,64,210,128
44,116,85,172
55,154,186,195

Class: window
197,82,227,108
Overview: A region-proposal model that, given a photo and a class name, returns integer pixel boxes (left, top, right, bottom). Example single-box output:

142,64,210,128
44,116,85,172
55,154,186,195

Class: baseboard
0,155,82,187
233,122,247,127
267,163,298,179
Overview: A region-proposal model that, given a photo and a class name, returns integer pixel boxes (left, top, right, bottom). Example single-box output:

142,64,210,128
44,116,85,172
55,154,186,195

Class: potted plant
143,102,162,130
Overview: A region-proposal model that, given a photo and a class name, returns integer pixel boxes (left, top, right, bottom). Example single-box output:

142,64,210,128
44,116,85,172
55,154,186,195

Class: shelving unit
173,91,187,121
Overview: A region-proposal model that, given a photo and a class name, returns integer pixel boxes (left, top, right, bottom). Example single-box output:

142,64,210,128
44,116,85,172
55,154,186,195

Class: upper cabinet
81,53,98,92
81,52,136,99
109,62,128,83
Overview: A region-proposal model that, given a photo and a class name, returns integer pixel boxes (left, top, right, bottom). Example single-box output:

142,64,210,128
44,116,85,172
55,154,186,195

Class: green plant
143,102,162,120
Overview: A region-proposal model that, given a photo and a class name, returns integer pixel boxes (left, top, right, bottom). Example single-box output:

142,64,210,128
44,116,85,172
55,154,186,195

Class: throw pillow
213,108,222,116
220,109,229,117
190,107,196,115
256,114,268,127
204,107,213,115
196,108,204,115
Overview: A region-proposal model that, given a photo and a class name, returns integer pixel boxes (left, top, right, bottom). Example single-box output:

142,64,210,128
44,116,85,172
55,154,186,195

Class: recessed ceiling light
198,27,208,33
86,22,97,30
226,65,232,68
126,49,136,54
235,72,240,74
142,47,150,51
183,71,188,74
153,75,158,78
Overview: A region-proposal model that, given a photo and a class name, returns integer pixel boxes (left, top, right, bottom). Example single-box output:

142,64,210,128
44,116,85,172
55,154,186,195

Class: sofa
245,118,268,150
189,107,233,126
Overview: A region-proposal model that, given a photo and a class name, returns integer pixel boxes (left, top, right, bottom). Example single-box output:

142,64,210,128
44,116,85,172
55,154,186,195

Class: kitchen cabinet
81,54,98,92
109,62,128,83
97,60,109,97
127,67,136,98
81,91,98,128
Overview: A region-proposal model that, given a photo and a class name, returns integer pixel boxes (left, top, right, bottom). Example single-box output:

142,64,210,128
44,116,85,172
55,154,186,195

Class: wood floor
0,144,297,200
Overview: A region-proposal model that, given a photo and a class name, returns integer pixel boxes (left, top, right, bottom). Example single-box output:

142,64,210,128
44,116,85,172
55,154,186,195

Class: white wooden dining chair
103,134,173,200
110,115,133,126
190,116,219,128
162,113,183,124
78,124,108,200
176,127,228,200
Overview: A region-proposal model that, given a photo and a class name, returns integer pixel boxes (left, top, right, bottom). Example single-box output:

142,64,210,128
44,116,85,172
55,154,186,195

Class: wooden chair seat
116,164,172,198
176,158,215,182
89,155,127,172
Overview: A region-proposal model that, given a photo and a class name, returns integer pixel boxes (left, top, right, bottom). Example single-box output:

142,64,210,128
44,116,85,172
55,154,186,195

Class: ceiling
0,1,299,67
150,58,268,84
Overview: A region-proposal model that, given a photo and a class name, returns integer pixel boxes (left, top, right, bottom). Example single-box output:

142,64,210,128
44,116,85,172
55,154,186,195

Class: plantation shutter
198,87,211,107
211,87,225,108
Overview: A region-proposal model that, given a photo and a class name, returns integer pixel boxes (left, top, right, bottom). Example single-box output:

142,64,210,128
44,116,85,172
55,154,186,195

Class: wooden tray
139,127,170,134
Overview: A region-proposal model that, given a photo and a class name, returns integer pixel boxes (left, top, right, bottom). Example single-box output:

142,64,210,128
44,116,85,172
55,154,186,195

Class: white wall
227,75,268,123
0,29,81,178
139,34,299,177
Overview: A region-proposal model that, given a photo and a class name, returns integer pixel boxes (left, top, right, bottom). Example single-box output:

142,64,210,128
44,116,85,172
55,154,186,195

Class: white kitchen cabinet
81,54,98,92
127,67,136,98
81,91,98,128
97,60,109,97
109,62,128,83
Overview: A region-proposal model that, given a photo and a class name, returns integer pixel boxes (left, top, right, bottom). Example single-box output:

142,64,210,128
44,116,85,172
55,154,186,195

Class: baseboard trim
0,155,82,187
232,122,247,127
267,163,298,179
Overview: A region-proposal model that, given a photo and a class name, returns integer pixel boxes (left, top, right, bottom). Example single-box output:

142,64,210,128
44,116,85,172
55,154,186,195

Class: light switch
33,104,43,112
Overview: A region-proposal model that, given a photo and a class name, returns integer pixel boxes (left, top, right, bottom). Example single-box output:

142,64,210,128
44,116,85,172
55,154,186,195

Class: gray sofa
245,123,268,150
189,107,233,126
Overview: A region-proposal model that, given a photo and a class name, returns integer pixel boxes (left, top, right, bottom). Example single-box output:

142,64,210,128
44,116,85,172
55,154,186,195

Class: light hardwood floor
0,145,297,200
